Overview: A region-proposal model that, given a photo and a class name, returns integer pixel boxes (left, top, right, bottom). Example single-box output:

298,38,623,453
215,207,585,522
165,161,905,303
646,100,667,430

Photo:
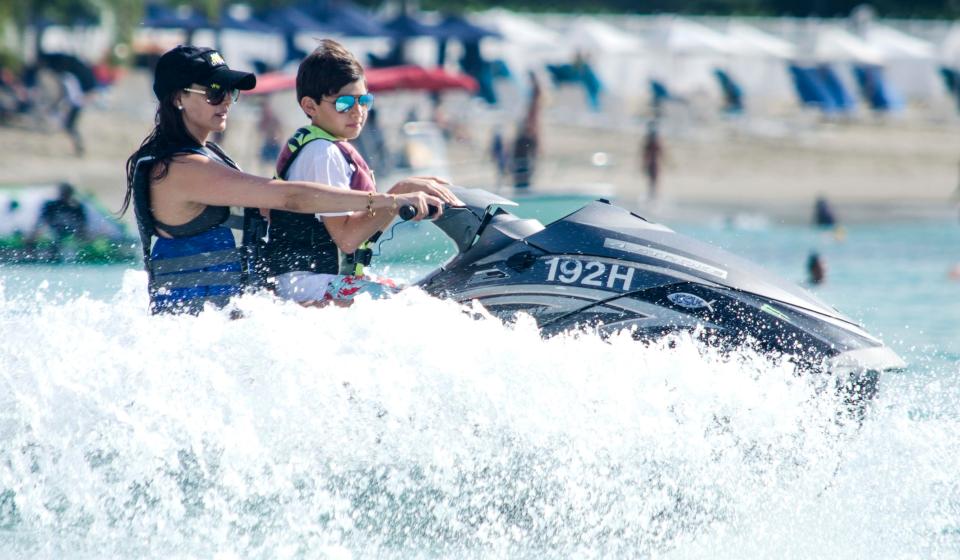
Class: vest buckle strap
345,247,373,266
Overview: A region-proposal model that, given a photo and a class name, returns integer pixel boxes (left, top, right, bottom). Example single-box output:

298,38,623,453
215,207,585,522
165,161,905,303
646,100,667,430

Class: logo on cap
208,52,225,66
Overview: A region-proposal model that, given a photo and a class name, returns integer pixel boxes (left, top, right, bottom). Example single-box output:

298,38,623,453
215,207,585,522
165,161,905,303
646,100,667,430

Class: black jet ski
409,187,905,405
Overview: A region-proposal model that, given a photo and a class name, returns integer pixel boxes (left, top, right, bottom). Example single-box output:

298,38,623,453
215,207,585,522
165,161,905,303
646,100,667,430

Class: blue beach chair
853,64,903,112
713,68,744,114
938,66,960,111
788,64,838,112
817,64,857,113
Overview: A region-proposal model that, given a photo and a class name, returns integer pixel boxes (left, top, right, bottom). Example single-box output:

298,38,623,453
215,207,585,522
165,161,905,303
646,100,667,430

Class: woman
121,45,443,314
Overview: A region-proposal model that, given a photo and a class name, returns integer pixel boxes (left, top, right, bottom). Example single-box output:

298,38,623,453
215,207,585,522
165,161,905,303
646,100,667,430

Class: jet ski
408,187,905,407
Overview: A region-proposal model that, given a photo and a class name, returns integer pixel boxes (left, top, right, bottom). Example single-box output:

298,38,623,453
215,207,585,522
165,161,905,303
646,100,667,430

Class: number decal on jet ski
581,262,604,286
544,257,636,291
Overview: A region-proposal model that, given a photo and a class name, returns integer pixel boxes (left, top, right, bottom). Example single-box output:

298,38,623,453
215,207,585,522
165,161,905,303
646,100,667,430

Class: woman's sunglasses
324,93,375,113
183,86,240,105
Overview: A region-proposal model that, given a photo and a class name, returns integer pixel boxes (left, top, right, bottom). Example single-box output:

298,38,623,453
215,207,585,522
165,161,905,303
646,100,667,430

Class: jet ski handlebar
399,203,442,221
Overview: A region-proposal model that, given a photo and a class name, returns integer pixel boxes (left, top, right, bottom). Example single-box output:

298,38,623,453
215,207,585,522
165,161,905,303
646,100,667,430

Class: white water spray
0,272,958,558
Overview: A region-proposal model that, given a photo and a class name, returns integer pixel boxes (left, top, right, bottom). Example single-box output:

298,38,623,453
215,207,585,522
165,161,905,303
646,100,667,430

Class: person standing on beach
121,45,442,315
264,39,461,305
59,70,87,156
640,120,664,200
256,96,282,174
512,71,543,190
489,126,509,189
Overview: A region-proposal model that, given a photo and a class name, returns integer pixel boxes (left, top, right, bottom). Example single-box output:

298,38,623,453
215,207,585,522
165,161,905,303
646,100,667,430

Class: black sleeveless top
150,146,232,238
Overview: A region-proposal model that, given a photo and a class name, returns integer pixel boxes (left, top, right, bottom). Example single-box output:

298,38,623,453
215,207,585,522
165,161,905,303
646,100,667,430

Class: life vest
131,143,267,314
264,125,377,278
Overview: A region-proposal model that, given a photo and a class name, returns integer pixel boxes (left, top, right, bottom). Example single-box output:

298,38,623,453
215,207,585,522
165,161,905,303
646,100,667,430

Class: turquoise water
0,197,959,558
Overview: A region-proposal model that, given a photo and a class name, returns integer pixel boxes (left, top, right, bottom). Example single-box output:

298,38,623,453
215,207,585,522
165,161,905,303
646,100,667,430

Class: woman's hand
388,176,464,208
392,191,446,220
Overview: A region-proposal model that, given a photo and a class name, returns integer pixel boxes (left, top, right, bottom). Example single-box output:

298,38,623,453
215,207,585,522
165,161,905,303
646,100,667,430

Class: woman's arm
155,154,439,217
324,176,463,253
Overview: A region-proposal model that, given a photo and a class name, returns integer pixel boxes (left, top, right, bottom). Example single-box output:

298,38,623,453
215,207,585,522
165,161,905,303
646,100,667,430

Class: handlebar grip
399,204,440,221
399,204,417,221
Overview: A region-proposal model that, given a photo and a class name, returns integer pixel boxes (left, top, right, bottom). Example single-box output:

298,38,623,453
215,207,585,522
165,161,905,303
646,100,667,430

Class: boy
264,39,460,304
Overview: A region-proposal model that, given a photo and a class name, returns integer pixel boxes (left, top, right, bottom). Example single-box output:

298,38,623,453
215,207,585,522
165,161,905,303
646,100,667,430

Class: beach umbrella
141,4,210,31
432,14,500,80
367,65,478,93
861,24,937,105
433,14,500,42
644,18,748,112
262,6,334,34
476,9,560,49
814,27,885,64
941,23,960,63
299,0,392,37
726,22,796,59
248,65,477,95
567,17,642,55
654,18,739,56
864,25,934,60
383,13,441,39
143,3,276,33
721,23,797,109
217,5,276,34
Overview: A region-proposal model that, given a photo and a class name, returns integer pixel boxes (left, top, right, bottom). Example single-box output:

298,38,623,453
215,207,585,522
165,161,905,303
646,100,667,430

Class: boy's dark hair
296,39,364,108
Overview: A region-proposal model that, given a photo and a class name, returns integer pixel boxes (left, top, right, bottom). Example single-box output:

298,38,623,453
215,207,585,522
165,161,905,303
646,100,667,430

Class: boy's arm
322,206,397,254
294,142,394,254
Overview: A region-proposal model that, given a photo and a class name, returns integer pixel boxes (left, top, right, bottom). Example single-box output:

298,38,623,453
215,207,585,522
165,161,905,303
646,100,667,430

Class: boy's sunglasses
324,93,375,113
183,87,240,105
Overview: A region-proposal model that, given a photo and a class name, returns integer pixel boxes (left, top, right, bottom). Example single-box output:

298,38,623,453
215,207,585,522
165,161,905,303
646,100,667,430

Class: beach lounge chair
852,64,903,112
938,66,960,111
713,68,744,114
788,64,837,112
817,64,857,113
547,62,603,111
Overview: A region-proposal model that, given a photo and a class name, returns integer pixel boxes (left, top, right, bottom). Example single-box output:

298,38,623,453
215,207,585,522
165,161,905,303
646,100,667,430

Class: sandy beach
2,68,958,225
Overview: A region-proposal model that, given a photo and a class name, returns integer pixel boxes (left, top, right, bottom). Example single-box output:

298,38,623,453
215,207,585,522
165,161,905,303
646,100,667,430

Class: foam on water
0,271,958,558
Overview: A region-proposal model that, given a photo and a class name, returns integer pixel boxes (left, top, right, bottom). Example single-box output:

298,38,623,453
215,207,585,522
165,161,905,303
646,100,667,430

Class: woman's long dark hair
119,92,202,216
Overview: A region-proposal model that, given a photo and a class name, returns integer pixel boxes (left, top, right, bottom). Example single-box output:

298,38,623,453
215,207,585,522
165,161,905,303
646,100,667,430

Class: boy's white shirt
274,137,355,301
284,138,353,218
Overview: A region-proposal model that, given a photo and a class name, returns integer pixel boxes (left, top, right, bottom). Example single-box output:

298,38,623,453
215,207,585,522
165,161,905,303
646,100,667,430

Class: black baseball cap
153,45,256,100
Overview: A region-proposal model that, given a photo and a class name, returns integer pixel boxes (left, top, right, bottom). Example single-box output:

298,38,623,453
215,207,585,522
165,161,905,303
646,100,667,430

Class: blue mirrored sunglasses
326,93,375,113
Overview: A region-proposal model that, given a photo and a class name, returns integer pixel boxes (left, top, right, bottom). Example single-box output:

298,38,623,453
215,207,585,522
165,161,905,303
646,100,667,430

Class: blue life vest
131,143,267,314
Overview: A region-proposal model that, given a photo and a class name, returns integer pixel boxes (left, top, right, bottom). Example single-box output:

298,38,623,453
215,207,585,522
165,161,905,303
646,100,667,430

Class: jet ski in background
409,187,905,408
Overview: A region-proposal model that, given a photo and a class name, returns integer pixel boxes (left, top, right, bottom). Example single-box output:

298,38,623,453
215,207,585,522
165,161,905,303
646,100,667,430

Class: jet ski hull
415,189,905,408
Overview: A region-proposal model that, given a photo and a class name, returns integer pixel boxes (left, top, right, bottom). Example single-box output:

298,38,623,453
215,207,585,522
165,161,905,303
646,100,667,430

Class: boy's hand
388,176,464,207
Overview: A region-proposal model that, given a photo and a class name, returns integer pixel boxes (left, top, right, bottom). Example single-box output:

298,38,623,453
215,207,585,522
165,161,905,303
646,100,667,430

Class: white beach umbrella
726,22,797,59
655,17,739,56
939,22,960,64
642,18,741,104
864,25,934,59
814,27,885,64
861,24,940,104
567,17,643,54
720,22,798,108
476,8,561,48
